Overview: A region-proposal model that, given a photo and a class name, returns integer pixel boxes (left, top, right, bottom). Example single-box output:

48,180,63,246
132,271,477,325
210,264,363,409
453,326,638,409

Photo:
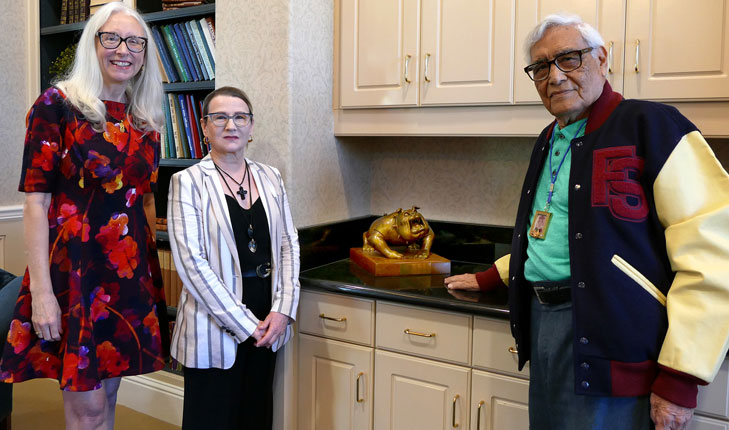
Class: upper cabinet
515,0,729,103
623,0,729,100
339,0,515,108
334,0,729,136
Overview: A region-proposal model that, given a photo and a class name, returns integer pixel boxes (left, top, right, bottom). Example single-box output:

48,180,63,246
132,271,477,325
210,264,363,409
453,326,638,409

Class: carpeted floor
12,378,179,429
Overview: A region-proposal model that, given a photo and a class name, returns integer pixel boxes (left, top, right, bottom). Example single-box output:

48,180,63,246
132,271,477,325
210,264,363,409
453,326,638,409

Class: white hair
523,13,605,65
55,2,163,133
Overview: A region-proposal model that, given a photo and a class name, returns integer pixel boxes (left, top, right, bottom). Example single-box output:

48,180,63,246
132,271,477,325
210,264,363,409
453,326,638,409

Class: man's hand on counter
445,273,480,291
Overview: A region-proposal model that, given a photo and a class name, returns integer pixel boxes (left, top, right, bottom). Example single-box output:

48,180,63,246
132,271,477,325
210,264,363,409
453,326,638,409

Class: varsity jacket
477,82,729,408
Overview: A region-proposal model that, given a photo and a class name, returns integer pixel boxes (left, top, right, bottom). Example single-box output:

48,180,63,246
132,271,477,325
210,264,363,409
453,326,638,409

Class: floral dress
0,87,168,391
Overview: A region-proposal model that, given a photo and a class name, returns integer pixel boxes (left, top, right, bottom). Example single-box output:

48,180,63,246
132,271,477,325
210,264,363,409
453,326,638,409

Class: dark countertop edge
300,278,510,320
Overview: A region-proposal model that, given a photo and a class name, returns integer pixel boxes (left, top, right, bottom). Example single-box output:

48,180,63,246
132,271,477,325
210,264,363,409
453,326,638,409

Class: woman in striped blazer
167,86,300,429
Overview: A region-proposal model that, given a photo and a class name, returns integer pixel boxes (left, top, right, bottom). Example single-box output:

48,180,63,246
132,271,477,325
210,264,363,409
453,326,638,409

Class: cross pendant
237,186,247,200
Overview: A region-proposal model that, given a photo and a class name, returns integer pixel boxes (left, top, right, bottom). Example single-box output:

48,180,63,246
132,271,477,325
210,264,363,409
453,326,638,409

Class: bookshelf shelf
159,158,201,167
163,80,214,92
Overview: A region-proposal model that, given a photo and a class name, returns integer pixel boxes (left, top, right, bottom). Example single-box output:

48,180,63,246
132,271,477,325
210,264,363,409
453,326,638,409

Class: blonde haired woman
0,3,167,429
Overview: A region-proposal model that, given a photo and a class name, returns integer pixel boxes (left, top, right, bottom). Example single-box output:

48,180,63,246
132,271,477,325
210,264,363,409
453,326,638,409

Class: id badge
529,210,552,240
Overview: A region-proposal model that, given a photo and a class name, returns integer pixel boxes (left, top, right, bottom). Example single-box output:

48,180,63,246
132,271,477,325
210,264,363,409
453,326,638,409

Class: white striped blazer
167,155,300,369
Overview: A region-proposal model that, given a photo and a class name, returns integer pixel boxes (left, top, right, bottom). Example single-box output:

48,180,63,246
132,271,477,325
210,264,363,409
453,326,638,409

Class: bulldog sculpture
362,206,435,259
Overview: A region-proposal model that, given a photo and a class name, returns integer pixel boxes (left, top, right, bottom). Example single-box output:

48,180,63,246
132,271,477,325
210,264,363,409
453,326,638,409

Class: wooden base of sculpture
350,248,451,277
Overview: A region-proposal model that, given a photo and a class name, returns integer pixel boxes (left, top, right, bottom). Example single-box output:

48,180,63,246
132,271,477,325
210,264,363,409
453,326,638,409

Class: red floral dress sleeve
18,88,67,192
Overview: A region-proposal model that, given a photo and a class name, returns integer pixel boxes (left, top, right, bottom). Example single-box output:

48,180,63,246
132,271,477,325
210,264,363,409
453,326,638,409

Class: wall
0,2,31,273
216,0,370,228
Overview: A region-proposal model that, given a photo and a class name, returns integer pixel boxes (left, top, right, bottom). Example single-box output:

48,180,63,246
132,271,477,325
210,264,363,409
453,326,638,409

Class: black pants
182,338,277,429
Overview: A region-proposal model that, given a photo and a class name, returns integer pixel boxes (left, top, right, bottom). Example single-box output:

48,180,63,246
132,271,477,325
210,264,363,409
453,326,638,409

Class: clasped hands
252,311,290,348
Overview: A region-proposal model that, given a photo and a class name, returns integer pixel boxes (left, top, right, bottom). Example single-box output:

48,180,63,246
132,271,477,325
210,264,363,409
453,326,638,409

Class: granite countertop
299,258,510,319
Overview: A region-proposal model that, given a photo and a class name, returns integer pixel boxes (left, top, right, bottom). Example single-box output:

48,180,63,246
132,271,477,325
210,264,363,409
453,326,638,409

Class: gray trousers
528,296,653,430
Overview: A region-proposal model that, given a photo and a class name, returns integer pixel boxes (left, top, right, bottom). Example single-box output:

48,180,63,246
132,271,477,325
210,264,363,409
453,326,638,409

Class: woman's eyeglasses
205,113,254,128
97,32,147,53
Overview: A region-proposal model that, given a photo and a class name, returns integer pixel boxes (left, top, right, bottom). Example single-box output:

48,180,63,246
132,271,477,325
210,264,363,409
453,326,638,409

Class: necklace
214,162,248,200
216,161,258,253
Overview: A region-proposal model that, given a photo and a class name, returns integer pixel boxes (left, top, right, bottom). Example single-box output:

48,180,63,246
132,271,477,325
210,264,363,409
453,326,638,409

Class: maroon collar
544,81,624,140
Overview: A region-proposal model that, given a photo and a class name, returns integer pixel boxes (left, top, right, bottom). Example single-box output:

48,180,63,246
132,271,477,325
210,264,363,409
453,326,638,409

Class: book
82,0,90,21
184,21,209,81
177,93,197,158
60,0,68,25
188,93,206,156
172,95,191,158
174,23,203,81
167,93,186,158
171,23,199,81
198,98,210,153
154,48,170,84
162,96,175,158
198,17,216,72
189,20,214,79
160,25,190,82
151,26,179,82
185,94,203,158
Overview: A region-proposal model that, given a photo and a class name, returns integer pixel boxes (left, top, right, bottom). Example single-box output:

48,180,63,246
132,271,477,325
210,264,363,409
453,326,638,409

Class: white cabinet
297,291,375,430
374,349,471,430
623,0,729,100
514,0,729,102
298,334,373,430
471,370,529,430
339,0,515,108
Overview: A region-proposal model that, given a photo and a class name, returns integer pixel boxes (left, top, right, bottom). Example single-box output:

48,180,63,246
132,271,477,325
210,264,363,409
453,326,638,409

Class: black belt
531,280,571,305
241,263,271,278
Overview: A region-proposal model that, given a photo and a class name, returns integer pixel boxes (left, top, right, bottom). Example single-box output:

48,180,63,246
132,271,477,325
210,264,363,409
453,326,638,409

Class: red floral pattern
0,87,167,391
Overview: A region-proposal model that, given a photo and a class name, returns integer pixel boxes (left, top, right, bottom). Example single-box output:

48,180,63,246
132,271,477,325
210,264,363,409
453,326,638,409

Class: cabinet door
419,0,515,105
624,0,729,100
688,415,729,430
514,0,625,103
374,350,470,430
298,334,373,430
697,359,729,420
471,370,529,430
339,0,420,107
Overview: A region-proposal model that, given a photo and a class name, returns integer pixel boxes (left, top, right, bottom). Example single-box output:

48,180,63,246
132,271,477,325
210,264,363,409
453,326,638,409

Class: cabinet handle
607,41,614,74
424,53,431,82
476,400,485,430
634,39,640,73
404,328,436,338
508,346,518,354
319,313,346,322
404,54,412,83
356,372,364,403
452,394,460,428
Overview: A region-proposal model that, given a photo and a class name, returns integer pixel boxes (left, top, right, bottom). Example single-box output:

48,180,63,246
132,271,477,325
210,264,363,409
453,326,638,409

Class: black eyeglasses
205,112,253,128
97,32,147,53
524,47,594,81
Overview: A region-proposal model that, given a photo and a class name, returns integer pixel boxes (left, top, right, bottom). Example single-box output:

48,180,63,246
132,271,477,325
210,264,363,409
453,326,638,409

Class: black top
226,196,272,321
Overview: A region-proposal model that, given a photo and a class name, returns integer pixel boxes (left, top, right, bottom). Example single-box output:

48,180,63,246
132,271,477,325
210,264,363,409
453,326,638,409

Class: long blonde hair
55,2,163,133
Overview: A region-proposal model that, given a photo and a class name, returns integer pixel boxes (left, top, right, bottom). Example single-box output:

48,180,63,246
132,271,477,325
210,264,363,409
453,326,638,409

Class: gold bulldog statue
362,206,435,259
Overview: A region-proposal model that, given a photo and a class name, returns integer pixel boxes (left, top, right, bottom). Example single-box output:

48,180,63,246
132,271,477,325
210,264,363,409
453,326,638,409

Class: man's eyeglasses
205,112,253,128
524,47,594,81
97,32,148,53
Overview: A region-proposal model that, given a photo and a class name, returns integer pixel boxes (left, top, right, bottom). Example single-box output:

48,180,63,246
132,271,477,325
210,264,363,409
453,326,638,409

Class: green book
160,24,190,82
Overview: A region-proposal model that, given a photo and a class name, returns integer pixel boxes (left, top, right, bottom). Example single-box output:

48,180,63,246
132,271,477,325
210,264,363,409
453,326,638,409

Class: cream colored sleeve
494,254,511,286
654,130,729,383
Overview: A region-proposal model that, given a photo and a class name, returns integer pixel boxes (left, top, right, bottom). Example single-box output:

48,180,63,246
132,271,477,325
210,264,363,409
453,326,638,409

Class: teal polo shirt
524,119,586,282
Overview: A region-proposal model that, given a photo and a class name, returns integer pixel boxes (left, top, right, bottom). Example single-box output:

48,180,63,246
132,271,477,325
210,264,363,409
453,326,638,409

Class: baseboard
0,206,22,221
117,371,183,426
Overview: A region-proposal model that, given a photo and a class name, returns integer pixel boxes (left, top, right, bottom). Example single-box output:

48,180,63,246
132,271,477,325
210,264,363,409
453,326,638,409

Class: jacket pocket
611,254,666,306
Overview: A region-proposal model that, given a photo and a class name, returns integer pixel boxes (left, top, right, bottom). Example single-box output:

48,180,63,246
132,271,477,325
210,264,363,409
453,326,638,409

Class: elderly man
446,13,729,430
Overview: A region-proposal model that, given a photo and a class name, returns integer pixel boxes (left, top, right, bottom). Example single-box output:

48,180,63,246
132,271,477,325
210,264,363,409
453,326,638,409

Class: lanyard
545,121,586,211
